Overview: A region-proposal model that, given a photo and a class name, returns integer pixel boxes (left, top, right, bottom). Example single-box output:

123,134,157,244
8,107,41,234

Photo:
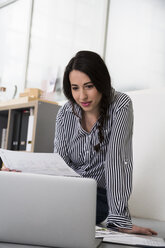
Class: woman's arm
105,95,157,235
105,96,133,230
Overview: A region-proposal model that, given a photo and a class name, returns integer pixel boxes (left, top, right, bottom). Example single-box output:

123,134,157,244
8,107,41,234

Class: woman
54,50,156,235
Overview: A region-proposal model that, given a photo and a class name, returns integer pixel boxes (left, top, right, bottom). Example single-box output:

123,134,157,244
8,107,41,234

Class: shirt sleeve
105,97,133,229
54,108,71,166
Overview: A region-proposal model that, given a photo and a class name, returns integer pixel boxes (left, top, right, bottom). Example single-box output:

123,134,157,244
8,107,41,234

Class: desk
0,243,124,248
101,217,165,248
0,218,165,248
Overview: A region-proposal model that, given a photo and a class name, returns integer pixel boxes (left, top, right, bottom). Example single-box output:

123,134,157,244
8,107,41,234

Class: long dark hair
63,50,114,151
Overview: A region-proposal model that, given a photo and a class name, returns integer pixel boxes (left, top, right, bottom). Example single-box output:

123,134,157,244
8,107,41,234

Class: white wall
106,0,165,92
127,88,165,221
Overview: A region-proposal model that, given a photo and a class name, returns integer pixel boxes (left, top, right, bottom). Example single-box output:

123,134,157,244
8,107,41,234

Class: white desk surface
0,218,165,248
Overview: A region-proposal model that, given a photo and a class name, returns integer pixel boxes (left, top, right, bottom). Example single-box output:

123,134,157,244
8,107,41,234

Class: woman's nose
79,89,87,100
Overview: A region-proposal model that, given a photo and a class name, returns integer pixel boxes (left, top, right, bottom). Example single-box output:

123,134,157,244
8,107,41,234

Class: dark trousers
96,187,109,224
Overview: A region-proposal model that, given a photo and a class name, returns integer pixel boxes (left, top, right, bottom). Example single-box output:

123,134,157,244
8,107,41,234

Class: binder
26,108,34,152
11,111,22,150
19,110,30,151
0,128,7,149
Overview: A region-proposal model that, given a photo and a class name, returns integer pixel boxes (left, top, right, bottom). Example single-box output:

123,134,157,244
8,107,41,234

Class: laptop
0,172,101,248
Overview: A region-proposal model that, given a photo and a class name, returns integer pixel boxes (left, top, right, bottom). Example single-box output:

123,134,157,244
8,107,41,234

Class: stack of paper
95,226,165,247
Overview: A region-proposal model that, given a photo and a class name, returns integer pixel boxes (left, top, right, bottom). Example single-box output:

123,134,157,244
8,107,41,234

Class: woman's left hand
118,224,157,236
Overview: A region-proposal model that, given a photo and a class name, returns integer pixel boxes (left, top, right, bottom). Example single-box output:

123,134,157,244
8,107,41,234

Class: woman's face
69,70,102,115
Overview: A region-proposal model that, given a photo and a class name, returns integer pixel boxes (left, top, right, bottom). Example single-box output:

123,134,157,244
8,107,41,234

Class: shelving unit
0,99,60,154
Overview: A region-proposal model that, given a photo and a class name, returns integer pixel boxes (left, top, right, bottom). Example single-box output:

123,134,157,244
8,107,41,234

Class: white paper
95,226,115,238
95,226,165,247
0,149,79,177
103,234,165,247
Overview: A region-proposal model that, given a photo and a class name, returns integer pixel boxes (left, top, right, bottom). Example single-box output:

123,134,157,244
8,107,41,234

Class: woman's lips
81,101,91,107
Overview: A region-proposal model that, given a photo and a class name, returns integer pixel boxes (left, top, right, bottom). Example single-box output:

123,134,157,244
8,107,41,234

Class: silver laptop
0,172,101,248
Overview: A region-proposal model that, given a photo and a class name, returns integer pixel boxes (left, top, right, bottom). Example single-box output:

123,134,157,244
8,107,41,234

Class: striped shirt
54,91,133,229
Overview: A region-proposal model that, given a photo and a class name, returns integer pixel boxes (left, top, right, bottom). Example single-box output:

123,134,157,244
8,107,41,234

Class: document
0,149,79,177
95,226,165,247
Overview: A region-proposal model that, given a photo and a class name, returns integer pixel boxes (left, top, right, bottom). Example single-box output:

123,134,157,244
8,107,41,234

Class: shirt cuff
106,214,133,230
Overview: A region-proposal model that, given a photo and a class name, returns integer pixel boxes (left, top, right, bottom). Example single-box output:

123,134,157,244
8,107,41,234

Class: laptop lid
0,172,98,248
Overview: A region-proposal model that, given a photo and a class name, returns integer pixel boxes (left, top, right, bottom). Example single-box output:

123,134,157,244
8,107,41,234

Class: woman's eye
72,87,78,91
86,84,94,89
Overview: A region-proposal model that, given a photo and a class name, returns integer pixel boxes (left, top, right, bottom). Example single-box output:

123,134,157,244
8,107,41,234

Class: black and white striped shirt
54,91,133,229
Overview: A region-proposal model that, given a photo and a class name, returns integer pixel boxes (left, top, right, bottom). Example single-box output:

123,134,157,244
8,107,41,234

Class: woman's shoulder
59,101,72,112
57,101,81,121
111,91,132,111
57,101,72,119
58,101,81,118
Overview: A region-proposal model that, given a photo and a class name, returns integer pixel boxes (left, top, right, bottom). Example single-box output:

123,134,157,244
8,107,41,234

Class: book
11,111,22,150
19,110,30,151
95,226,165,247
0,149,79,177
